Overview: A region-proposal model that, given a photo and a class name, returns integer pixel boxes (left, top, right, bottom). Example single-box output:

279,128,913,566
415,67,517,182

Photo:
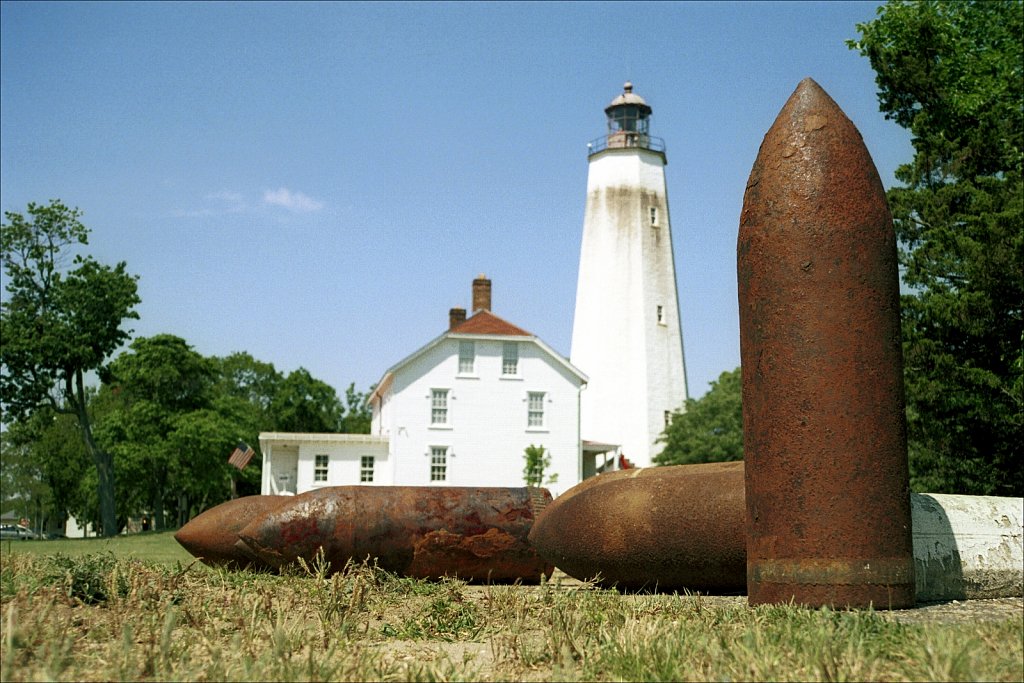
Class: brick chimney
449,307,467,330
472,274,491,312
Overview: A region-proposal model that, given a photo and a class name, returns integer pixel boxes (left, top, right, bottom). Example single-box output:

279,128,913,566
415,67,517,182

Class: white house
259,432,389,496
260,276,592,497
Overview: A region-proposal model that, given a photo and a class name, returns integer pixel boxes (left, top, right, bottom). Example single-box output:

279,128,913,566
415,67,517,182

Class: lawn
1,530,192,566
1,533,1021,681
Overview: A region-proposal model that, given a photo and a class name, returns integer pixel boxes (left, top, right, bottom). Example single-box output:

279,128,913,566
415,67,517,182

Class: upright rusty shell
738,78,915,608
174,495,289,570
529,462,746,592
237,486,553,583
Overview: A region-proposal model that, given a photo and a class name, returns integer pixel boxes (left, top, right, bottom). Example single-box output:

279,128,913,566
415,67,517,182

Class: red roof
450,310,532,336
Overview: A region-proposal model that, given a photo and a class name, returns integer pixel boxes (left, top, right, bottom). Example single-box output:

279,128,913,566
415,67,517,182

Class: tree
0,201,140,536
212,352,281,421
98,334,218,530
523,444,557,487
655,368,743,466
850,1,1023,495
270,368,345,433
339,382,374,434
209,352,283,498
1,408,93,534
0,420,54,536
163,406,246,524
99,343,360,526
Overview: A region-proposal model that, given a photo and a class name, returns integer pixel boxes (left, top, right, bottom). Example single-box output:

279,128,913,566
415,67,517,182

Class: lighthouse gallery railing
586,133,666,157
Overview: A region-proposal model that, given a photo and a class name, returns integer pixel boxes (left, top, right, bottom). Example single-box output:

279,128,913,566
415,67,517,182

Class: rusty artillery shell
174,495,289,570
528,462,746,592
738,78,914,608
532,462,1022,602
237,486,553,583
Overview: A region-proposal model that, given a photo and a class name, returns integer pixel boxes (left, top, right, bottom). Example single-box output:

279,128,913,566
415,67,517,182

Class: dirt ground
539,572,1024,625
365,576,1023,679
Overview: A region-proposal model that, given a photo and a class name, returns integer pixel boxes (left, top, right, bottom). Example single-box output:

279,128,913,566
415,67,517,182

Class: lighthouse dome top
606,82,652,115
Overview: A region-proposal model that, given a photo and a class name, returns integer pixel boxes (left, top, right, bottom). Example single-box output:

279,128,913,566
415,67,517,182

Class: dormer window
502,342,519,376
458,341,475,374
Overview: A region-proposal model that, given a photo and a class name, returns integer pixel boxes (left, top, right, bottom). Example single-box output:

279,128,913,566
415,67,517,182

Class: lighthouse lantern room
589,81,665,155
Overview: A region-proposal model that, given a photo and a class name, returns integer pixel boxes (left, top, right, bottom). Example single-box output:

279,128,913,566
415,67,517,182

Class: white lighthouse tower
570,82,688,469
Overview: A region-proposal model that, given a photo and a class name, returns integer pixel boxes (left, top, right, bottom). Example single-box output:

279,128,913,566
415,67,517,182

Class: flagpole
230,442,238,500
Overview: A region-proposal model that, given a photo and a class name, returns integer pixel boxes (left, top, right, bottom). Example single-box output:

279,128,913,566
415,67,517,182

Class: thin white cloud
262,188,324,213
172,207,219,218
174,187,324,219
207,190,245,204
207,190,248,213
173,190,249,218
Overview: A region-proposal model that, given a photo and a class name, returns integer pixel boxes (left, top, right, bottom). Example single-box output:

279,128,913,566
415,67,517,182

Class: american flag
228,442,255,470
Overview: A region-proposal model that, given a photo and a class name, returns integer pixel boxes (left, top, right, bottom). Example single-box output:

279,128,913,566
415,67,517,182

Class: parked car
0,524,37,540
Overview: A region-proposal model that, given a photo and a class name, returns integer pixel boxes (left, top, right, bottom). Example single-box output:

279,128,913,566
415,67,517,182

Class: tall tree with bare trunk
1,200,140,536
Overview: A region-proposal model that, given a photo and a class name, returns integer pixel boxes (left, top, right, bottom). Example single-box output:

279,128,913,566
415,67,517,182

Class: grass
1,531,192,566
1,534,1022,681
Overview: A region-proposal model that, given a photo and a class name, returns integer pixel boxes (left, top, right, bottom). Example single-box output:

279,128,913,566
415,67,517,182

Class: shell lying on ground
528,462,747,592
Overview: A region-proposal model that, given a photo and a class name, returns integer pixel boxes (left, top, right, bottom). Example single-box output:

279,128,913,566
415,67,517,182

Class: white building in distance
571,82,689,467
260,276,589,496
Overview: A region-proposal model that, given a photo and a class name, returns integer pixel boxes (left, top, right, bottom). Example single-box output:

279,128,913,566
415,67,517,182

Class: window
458,341,475,374
360,456,374,483
314,454,329,483
657,305,665,325
502,342,519,375
528,392,545,427
665,410,672,428
650,206,658,226
431,389,449,424
430,447,448,481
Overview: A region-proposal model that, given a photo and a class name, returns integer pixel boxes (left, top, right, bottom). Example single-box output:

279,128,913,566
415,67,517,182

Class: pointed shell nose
175,495,289,569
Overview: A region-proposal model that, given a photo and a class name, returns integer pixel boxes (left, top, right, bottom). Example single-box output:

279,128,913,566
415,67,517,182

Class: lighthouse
570,82,688,469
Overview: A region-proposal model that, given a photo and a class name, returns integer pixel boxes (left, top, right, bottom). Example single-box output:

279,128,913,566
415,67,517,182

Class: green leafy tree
212,352,281,421
163,406,245,524
850,1,1023,495
523,444,557,487
36,412,93,523
0,201,140,536
655,368,743,466
0,420,54,535
1,409,93,534
339,382,374,434
98,334,218,530
209,352,284,498
270,367,345,433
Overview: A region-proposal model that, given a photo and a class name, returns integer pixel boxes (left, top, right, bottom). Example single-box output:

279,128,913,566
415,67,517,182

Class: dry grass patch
1,551,1021,681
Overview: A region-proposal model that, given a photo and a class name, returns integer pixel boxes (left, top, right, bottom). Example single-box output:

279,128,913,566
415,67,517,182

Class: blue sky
1,1,911,400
